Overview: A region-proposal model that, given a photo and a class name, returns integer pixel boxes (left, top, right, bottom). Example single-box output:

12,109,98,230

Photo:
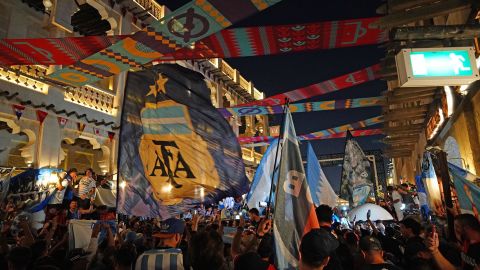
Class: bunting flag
246,139,282,209
218,96,383,117
77,122,86,133
235,64,380,107
46,0,283,87
36,110,48,124
57,116,68,128
118,64,248,218
449,162,480,219
421,152,443,216
238,116,383,144
93,127,101,136
0,17,386,66
12,104,25,120
306,143,338,207
273,109,319,269
339,131,375,207
107,131,115,142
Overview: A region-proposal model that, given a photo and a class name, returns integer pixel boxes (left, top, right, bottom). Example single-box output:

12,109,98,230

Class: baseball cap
359,236,383,252
300,229,339,264
153,218,186,238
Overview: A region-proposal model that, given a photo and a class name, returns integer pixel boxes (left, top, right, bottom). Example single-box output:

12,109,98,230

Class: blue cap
155,218,186,237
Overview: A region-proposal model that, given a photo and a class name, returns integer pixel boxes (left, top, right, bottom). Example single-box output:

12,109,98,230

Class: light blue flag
246,139,281,209
306,143,337,207
421,152,443,215
449,162,480,217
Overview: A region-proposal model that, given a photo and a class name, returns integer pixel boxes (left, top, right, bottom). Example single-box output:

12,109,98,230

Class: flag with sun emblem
118,64,248,218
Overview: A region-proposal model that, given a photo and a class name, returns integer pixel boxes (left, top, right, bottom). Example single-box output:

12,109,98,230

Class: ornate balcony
132,0,165,20
64,85,115,115
0,65,48,93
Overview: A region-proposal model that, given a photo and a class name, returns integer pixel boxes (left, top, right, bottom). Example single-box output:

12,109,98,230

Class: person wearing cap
300,229,339,270
359,236,402,270
315,204,344,270
135,218,187,270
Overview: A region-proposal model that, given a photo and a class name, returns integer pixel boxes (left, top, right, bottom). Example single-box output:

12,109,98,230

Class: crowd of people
0,170,479,270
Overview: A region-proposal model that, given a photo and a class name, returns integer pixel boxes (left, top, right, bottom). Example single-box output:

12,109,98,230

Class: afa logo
139,99,220,205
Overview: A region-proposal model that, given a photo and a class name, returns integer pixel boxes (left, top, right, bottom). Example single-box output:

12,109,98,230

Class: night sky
157,0,387,189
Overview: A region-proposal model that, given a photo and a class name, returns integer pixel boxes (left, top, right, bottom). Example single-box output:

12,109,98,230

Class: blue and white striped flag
306,143,337,208
135,249,184,270
246,139,281,209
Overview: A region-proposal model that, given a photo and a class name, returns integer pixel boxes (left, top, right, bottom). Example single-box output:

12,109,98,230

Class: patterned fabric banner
340,131,375,207
46,0,283,87
234,64,381,107
0,36,124,66
218,96,383,117
0,17,386,66
118,64,248,218
238,116,383,144
241,129,383,147
77,122,86,133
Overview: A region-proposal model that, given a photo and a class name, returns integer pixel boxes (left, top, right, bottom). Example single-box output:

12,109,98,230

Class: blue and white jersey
135,249,184,270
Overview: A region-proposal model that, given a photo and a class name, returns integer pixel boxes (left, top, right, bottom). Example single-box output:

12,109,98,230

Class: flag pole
266,98,289,218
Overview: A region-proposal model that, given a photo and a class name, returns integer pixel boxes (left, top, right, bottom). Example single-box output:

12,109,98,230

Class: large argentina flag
118,64,249,218
273,110,319,270
306,143,337,207
246,139,281,209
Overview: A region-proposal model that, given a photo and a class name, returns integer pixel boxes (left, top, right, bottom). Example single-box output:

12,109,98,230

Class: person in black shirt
426,213,480,270
359,236,402,270
399,218,430,267
315,205,344,270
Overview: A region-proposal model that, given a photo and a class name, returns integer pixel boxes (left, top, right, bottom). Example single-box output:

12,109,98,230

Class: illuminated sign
269,125,280,137
396,47,479,87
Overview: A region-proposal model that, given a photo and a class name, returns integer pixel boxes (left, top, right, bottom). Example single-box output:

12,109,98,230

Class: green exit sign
396,47,479,87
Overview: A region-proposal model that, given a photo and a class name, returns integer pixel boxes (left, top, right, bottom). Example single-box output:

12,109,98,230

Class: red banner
57,117,68,128
234,64,381,107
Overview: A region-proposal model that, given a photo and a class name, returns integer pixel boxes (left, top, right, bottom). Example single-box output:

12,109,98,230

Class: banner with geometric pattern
218,96,382,117
0,17,386,66
46,0,283,87
238,115,383,144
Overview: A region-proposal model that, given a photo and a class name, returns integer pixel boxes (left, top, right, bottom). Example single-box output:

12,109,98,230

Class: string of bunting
0,90,117,128
0,17,386,66
238,115,383,144
232,64,381,107
46,0,284,87
4,99,116,142
218,96,383,117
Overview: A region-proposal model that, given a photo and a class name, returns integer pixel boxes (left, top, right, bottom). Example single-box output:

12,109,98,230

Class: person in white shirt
388,185,404,221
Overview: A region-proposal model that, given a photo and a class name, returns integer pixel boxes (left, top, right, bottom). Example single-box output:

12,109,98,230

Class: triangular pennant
12,104,25,120
77,122,86,133
107,131,115,142
93,127,101,136
57,117,68,128
36,110,48,124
